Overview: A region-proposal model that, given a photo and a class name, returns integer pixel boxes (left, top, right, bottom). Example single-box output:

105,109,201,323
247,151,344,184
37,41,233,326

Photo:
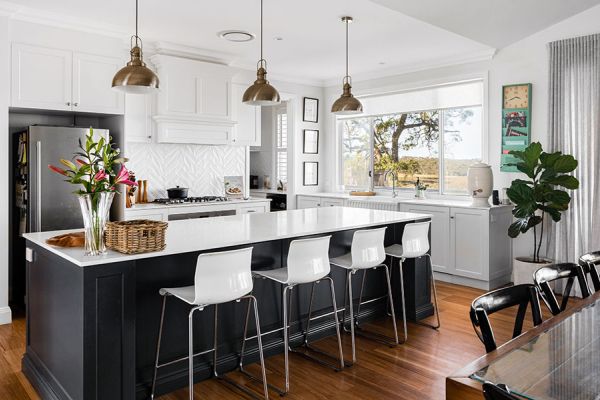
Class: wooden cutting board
46,232,85,247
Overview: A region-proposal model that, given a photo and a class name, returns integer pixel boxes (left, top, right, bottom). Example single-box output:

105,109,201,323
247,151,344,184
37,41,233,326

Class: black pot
166,186,189,199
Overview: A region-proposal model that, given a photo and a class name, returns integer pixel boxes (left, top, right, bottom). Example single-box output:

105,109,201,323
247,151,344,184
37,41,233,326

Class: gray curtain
547,34,600,262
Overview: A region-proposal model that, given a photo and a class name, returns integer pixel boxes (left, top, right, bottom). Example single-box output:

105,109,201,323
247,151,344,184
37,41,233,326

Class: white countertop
125,197,270,212
299,192,512,210
24,207,431,267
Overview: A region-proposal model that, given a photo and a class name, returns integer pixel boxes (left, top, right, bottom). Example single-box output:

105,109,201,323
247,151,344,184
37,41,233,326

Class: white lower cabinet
402,204,451,274
400,203,512,290
297,196,324,209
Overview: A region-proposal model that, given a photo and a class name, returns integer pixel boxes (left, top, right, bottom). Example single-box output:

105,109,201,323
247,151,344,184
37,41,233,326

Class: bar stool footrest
290,343,350,370
346,324,402,347
239,367,287,397
219,372,273,400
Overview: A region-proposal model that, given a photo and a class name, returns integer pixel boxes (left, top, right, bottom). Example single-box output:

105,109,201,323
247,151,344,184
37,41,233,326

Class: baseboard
433,272,510,291
0,306,12,325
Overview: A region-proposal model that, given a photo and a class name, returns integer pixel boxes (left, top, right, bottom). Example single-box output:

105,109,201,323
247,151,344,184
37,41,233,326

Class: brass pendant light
331,16,363,115
243,0,281,106
112,0,159,94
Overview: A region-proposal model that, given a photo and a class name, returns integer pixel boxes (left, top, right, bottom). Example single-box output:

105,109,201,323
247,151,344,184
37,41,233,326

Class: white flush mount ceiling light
243,0,281,106
218,30,256,42
331,16,363,115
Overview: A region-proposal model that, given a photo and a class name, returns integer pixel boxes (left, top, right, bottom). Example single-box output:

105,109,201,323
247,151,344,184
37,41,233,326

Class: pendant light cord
345,18,349,79
134,0,139,47
260,0,263,61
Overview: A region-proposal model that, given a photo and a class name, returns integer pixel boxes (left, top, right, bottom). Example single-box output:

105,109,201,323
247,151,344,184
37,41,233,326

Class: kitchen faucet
384,170,398,198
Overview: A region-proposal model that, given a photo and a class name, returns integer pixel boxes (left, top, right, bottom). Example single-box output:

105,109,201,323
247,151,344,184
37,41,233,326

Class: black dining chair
533,263,590,315
483,382,521,400
470,284,543,353
579,251,600,292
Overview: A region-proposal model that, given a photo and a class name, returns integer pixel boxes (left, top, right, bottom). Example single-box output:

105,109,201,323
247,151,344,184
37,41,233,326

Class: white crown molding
0,1,127,38
323,48,497,87
152,41,236,66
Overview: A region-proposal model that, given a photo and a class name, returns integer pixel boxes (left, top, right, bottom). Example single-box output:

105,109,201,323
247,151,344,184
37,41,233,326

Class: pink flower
93,170,107,181
48,164,68,176
115,165,137,186
75,159,87,166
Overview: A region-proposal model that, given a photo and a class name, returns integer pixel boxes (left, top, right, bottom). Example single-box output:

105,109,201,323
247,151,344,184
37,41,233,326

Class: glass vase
78,192,114,256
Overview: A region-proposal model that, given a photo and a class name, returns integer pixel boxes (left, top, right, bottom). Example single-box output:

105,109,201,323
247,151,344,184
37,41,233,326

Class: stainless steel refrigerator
17,125,109,233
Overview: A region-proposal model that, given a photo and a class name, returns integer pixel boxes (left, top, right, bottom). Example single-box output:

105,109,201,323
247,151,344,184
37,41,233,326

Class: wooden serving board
349,191,376,196
46,232,85,247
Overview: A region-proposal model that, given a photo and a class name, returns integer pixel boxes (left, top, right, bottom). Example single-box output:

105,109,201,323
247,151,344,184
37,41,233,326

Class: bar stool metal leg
221,296,270,399
150,294,168,399
290,277,347,370
414,254,441,330
188,305,202,400
348,264,400,348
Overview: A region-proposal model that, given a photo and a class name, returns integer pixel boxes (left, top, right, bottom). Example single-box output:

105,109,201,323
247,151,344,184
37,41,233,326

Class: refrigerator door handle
36,141,42,232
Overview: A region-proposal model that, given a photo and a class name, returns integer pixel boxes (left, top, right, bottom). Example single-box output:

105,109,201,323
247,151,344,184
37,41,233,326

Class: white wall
323,4,600,259
0,16,11,324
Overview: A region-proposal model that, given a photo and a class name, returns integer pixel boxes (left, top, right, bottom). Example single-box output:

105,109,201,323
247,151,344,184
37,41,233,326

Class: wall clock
503,84,530,109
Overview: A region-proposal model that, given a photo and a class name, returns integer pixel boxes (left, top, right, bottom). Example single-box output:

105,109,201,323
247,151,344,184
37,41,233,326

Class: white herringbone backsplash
126,143,245,200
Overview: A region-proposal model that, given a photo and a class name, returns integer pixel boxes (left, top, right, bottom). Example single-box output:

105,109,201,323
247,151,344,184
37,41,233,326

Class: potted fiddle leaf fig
506,142,579,284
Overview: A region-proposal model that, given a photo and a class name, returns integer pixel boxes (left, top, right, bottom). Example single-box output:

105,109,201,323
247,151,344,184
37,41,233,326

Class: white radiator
346,199,399,211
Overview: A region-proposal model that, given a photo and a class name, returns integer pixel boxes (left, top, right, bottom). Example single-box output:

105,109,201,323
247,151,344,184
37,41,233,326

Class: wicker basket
105,220,168,254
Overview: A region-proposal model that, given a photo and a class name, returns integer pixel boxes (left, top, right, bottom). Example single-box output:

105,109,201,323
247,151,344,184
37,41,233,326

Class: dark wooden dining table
446,290,600,400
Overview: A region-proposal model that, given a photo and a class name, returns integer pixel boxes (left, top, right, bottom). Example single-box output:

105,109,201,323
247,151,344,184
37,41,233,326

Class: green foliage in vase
48,127,136,194
506,142,579,263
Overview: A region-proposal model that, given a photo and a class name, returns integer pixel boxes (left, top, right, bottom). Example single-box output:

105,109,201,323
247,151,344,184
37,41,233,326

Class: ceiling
4,0,600,85
371,0,600,49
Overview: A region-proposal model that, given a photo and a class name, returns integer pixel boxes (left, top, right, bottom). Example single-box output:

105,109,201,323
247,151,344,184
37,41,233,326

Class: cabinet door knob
73,102,79,107
66,102,71,106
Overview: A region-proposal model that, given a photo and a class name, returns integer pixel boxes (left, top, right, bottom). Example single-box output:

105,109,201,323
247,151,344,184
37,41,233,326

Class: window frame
273,104,288,185
337,102,485,196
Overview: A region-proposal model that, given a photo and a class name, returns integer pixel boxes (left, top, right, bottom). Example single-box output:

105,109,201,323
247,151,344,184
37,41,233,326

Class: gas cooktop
153,196,230,205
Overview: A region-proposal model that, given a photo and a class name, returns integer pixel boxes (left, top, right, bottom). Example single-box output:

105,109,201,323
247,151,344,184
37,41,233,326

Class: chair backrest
351,227,387,269
470,284,543,353
401,221,430,258
533,262,590,315
482,383,520,400
193,247,253,305
579,251,600,292
287,236,331,284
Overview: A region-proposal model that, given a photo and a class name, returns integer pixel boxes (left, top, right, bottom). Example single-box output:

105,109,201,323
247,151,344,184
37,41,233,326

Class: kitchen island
22,207,432,400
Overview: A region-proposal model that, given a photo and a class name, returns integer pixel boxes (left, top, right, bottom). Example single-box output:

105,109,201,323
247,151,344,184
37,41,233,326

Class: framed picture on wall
303,129,319,154
501,83,532,172
303,97,319,123
303,162,318,186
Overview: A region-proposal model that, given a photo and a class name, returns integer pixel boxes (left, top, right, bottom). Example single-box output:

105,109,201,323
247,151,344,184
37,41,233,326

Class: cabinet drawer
322,199,345,207
239,205,267,214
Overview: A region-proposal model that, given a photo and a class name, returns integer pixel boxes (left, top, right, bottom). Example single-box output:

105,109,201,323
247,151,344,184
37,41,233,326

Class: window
338,81,484,194
275,105,288,185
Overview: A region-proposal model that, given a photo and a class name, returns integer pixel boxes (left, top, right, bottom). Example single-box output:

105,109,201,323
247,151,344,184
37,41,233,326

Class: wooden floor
0,282,556,400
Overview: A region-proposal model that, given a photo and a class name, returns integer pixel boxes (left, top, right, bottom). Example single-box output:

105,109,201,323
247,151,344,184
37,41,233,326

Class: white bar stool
241,236,344,395
330,227,399,364
385,221,440,335
150,247,269,400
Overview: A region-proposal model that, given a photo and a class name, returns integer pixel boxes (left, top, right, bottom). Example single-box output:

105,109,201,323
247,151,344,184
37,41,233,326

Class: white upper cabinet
11,43,125,114
72,52,124,114
231,83,261,146
125,93,153,143
11,43,72,111
151,55,236,145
